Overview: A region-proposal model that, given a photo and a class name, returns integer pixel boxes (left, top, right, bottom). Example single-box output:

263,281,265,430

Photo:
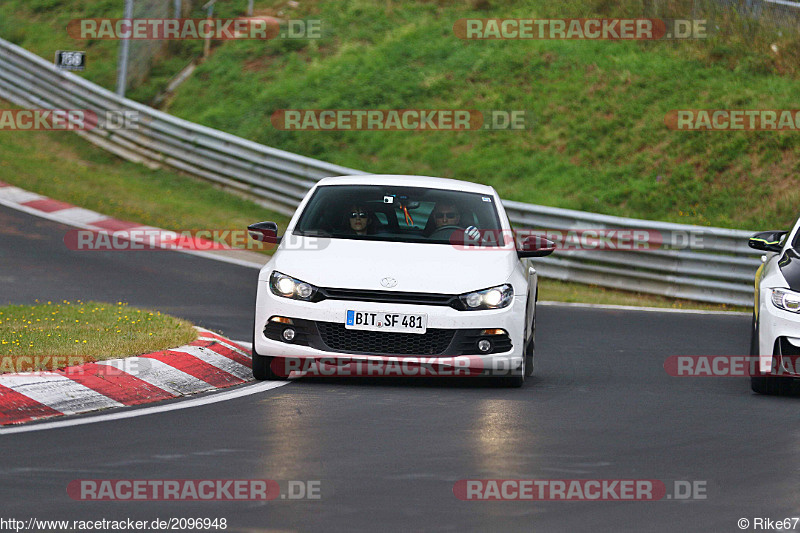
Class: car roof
316,175,497,195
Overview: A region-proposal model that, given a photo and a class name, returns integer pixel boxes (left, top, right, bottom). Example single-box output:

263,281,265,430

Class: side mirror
518,235,556,258
748,230,786,253
248,221,281,244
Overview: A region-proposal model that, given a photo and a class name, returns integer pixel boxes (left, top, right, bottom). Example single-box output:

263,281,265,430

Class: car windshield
293,184,505,245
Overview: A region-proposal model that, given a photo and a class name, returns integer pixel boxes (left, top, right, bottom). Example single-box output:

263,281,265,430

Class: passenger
344,204,374,236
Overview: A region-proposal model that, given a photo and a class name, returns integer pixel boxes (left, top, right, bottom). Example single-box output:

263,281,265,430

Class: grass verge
0,300,197,373
539,278,748,312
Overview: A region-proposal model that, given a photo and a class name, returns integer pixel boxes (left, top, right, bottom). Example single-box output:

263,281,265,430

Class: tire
251,331,289,381
525,313,535,378
750,315,793,395
501,354,524,388
749,312,769,394
502,372,524,388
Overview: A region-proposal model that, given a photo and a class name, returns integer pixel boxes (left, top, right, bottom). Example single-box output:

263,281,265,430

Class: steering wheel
428,225,463,239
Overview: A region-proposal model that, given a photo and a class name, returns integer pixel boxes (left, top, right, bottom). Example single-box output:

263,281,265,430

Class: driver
431,202,461,229
430,202,480,241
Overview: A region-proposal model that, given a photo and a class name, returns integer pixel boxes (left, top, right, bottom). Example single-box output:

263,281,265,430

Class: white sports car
749,214,800,394
247,175,555,387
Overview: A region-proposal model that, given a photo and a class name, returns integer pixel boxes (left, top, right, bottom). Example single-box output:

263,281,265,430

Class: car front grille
317,287,459,307
316,322,455,355
262,318,511,356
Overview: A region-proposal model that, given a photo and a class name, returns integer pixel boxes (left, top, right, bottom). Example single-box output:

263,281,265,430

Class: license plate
345,311,427,334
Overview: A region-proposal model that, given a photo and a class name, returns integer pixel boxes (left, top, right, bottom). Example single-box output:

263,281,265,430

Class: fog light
282,328,296,342
477,339,492,353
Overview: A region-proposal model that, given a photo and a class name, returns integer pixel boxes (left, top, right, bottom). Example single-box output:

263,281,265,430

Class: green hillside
156,0,800,230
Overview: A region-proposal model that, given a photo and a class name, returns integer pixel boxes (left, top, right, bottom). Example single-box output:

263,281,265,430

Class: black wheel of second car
750,312,769,394
750,313,793,395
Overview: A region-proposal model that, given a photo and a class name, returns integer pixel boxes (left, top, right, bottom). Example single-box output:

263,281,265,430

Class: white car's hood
266,237,518,294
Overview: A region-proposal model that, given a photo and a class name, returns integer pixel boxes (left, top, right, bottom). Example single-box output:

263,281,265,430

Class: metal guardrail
0,37,763,306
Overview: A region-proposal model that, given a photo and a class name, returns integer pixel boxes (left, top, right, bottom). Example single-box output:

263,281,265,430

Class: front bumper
253,285,527,377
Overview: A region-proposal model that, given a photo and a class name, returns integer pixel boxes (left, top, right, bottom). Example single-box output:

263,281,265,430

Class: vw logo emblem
380,277,397,288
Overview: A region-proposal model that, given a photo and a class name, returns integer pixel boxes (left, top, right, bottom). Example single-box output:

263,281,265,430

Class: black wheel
749,312,769,393
502,372,524,388
750,315,792,395
251,331,289,381
499,355,524,388
525,312,535,377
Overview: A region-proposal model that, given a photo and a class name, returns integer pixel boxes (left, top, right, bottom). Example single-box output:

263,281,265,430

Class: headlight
458,284,513,311
269,271,319,301
771,289,800,313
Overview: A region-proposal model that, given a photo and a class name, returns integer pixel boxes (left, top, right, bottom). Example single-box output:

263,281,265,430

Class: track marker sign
55,50,86,71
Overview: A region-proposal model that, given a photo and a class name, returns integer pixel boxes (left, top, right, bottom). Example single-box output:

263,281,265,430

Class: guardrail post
115,0,134,97
203,0,216,58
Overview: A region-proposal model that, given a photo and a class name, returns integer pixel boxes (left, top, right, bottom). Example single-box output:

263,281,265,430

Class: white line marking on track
538,300,750,316
0,380,289,435
0,196,105,230
0,197,264,270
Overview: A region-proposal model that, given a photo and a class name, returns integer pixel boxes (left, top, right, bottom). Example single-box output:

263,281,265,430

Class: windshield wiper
295,229,332,238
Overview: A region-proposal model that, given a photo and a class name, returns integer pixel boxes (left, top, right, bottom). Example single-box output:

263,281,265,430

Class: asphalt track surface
0,203,796,533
